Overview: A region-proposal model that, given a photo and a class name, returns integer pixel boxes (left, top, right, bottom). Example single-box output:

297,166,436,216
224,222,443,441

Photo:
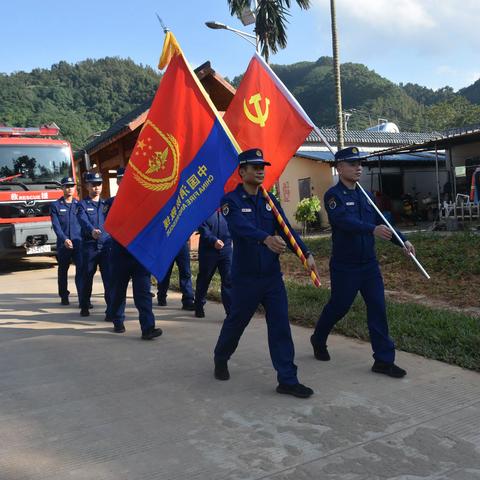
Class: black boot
371,361,407,378
310,335,330,361
276,383,314,398
141,327,163,340
214,360,230,381
113,324,126,333
61,297,70,306
195,306,205,318
80,308,90,317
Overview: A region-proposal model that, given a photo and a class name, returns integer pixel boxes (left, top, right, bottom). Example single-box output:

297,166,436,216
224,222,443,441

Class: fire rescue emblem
328,197,337,210
129,119,180,192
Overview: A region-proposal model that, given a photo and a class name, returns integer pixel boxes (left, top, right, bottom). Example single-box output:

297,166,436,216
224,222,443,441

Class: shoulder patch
265,203,272,212
222,203,229,216
327,197,337,210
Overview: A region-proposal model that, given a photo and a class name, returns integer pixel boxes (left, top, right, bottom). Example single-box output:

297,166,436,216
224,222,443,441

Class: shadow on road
0,256,56,275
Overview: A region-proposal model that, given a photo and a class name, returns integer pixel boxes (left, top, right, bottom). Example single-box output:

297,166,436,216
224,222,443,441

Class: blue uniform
50,197,82,301
214,184,310,386
108,239,156,333
156,242,195,308
195,211,233,314
77,197,112,311
312,181,406,364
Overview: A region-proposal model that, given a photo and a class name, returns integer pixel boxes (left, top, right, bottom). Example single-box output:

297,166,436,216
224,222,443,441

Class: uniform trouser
79,242,111,311
108,245,155,333
312,260,395,363
194,249,232,314
56,243,82,300
214,274,298,386
157,244,194,305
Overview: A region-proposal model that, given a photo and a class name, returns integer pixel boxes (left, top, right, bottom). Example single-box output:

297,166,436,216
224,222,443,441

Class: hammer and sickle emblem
243,93,270,128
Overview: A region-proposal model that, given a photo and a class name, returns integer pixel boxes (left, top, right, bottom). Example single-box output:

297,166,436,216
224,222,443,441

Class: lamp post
205,21,257,48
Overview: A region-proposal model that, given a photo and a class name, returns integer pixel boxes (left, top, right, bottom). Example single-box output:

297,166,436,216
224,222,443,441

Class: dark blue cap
334,146,365,163
60,176,76,186
116,167,125,178
84,171,103,184
238,148,271,166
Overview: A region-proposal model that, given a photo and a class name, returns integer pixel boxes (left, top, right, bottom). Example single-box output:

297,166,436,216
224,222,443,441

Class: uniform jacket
77,197,111,246
221,184,309,278
324,181,406,264
50,197,81,248
198,211,232,255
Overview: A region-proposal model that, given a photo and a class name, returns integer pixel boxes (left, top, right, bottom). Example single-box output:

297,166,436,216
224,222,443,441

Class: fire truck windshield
0,145,72,187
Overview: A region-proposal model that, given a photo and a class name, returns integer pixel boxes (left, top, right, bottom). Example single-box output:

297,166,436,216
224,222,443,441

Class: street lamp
205,21,257,48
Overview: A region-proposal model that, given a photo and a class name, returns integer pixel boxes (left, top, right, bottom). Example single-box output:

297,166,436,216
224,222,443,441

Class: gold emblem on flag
243,93,270,128
129,120,180,192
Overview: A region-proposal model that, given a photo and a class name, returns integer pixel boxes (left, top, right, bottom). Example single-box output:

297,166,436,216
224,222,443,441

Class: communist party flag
105,33,239,281
223,52,315,192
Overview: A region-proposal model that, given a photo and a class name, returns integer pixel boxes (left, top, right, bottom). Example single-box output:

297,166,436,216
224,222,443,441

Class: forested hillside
0,58,161,149
1,55,479,150
270,57,480,132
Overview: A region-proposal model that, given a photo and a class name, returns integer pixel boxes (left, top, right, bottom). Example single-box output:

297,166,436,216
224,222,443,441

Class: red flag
223,52,314,191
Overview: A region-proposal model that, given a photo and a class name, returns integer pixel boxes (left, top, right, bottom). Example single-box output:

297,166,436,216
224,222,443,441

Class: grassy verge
285,279,480,372
166,231,480,372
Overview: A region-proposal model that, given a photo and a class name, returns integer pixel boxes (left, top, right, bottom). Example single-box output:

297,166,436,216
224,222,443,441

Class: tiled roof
305,129,439,147
442,123,480,138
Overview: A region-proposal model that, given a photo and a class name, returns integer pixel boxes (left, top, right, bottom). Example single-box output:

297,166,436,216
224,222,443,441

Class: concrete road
0,258,479,480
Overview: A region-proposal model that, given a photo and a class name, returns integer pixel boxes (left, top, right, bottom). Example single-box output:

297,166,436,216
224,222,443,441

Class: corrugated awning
295,151,334,162
295,150,445,164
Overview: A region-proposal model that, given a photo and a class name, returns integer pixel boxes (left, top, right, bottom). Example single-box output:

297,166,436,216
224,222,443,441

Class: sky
1,0,479,91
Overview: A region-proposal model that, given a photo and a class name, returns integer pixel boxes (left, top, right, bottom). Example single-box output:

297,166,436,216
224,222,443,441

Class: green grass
303,231,480,278
285,279,480,372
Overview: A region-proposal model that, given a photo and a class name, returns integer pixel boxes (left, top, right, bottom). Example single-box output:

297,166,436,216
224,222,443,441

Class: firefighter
213,149,318,398
310,147,415,378
50,176,82,305
77,172,112,317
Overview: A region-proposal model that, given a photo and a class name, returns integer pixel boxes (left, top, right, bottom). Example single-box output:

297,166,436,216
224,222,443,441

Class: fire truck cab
0,124,76,259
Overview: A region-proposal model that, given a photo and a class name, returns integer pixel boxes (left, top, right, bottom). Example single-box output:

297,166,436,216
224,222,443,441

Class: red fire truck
0,124,76,259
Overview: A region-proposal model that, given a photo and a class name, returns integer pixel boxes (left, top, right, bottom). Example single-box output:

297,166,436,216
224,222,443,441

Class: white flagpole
355,182,431,279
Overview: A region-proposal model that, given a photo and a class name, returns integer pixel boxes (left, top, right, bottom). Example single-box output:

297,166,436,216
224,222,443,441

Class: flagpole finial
156,13,169,34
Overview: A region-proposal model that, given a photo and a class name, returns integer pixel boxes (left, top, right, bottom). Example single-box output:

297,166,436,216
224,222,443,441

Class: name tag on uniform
87,208,95,212
59,208,67,212
346,202,355,206
241,208,252,212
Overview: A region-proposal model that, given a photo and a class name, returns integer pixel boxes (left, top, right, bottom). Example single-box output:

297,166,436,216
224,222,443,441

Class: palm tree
227,0,311,63
330,0,344,148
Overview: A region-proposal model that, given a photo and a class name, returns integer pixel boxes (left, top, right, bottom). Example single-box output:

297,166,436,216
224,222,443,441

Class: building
279,129,442,228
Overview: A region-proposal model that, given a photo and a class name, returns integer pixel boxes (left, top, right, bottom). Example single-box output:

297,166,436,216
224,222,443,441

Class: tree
227,0,311,62
294,195,321,235
330,0,344,148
